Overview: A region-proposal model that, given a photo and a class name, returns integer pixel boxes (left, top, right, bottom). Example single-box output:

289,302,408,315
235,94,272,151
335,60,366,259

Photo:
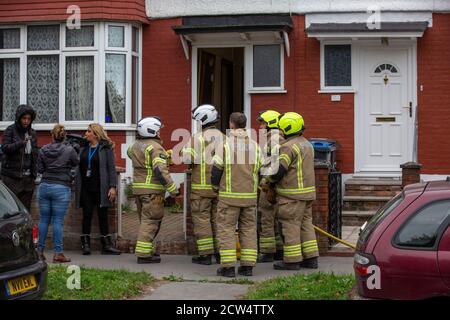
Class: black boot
217,267,236,278
299,257,319,269
273,261,301,270
257,253,274,263
100,235,122,255
137,254,161,264
192,255,212,265
238,266,253,276
214,253,221,264
80,234,91,256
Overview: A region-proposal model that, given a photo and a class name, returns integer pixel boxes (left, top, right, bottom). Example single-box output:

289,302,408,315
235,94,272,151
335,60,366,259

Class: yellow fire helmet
257,110,281,129
278,112,305,136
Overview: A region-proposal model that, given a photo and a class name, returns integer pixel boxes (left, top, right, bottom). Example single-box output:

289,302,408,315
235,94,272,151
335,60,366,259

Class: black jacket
37,142,79,187
1,105,38,179
75,139,117,208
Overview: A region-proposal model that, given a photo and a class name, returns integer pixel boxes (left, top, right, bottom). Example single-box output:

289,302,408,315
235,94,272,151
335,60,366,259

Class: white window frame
0,22,142,130
319,40,355,93
249,42,285,93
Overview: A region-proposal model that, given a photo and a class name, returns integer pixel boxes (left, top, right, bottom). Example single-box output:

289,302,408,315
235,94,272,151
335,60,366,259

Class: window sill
0,123,137,132
318,88,356,94
248,89,287,94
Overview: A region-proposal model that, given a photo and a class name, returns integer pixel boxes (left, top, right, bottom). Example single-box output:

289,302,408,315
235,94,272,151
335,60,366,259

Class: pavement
45,251,354,300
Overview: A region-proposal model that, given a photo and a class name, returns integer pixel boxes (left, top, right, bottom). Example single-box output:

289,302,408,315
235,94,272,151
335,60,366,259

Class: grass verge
43,265,154,300
245,272,355,300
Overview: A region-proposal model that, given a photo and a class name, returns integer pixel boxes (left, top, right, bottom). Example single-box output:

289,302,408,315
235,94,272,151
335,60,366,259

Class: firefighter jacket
127,138,178,196
211,129,263,207
269,134,316,201
181,126,225,199
260,128,285,177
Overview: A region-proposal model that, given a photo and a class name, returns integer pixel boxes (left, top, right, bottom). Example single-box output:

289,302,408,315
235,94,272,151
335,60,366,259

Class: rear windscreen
359,193,404,243
0,182,26,219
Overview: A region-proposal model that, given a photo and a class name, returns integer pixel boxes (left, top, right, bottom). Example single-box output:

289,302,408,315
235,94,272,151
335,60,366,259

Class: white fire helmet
192,104,219,126
137,116,163,138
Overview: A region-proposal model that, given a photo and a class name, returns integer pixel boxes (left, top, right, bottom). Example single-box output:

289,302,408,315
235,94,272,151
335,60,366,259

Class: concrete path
46,251,354,300
49,251,354,282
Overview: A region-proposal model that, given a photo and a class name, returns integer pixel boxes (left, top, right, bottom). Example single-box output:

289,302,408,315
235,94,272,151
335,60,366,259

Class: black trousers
81,190,109,236
2,175,35,212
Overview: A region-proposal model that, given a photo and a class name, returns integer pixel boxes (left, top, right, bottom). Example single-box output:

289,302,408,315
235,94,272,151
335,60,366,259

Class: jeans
38,182,71,253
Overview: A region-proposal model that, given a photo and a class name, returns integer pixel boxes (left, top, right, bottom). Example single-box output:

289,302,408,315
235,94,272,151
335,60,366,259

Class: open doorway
197,47,244,132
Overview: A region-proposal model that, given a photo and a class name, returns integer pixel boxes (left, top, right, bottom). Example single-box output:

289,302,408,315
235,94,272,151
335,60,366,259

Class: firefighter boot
137,254,161,264
299,257,319,269
237,266,253,276
273,261,301,270
192,255,212,265
257,253,274,263
216,267,236,278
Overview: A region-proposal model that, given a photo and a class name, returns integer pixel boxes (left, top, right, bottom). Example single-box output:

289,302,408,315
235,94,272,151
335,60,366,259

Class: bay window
0,22,142,129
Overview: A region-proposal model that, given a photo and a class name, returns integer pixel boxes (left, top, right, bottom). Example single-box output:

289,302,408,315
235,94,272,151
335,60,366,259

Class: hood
15,104,36,124
41,142,65,159
229,128,249,138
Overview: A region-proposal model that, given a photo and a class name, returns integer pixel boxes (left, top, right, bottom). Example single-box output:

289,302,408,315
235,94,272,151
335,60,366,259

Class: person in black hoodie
37,124,79,263
1,104,38,211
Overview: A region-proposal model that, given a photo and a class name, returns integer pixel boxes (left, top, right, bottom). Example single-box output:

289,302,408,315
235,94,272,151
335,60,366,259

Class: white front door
356,46,414,174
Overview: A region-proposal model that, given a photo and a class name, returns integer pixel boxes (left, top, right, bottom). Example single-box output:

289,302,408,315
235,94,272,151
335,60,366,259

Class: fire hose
313,225,356,250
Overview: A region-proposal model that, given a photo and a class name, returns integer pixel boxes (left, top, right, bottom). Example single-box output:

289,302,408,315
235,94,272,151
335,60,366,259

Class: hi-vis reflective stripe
199,136,206,186
132,183,165,190
166,182,177,193
152,157,166,166
253,141,261,194
283,244,302,257
224,143,231,193
302,240,319,253
220,249,237,262
182,147,197,158
145,145,154,184
240,248,257,262
191,184,213,190
259,237,276,248
276,186,316,195
219,192,257,199
135,241,153,254
279,154,291,166
292,144,303,189
197,237,214,251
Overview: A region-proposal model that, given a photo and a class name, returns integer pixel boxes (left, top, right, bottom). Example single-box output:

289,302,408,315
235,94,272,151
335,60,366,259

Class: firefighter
211,112,263,277
262,112,319,270
181,104,224,265
256,110,285,263
127,117,179,264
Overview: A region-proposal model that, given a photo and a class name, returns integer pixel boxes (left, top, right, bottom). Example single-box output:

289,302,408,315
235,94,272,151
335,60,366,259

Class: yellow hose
313,225,357,250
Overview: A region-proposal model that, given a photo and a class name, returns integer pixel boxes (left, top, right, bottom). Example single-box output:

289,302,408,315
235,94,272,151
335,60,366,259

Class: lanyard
88,145,99,170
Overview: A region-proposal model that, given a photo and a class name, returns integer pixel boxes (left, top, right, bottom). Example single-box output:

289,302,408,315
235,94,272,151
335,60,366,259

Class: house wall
417,13,450,174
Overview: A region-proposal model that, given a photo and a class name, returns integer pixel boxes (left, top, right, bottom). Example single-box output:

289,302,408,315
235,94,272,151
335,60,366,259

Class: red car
354,179,450,300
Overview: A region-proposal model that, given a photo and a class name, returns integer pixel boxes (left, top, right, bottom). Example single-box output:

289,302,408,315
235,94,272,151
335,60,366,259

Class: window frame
392,199,450,251
248,42,285,93
105,23,128,52
0,22,142,130
320,40,355,93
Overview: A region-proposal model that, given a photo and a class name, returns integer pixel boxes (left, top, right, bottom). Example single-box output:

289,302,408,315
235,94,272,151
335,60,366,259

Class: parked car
354,179,450,300
0,181,47,300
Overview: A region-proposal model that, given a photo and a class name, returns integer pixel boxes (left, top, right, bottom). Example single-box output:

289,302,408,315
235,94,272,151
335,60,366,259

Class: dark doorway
197,47,244,132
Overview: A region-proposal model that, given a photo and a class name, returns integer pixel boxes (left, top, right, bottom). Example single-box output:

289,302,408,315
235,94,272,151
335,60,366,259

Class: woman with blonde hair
75,123,121,255
37,124,79,263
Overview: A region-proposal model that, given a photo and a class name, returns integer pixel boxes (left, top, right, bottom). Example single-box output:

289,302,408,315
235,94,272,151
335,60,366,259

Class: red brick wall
0,0,148,24
251,15,355,173
417,13,450,174
141,19,191,173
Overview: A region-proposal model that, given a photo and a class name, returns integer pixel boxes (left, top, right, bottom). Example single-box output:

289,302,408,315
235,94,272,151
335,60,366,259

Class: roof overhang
173,14,293,60
306,21,428,39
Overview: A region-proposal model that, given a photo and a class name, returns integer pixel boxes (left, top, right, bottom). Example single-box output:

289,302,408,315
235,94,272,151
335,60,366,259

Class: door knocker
383,74,389,85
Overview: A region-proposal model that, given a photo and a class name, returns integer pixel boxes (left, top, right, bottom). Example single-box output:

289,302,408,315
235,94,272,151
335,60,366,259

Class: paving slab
140,282,250,300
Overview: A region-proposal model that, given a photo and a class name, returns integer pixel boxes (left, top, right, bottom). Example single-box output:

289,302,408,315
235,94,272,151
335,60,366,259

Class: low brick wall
31,169,123,252
312,163,331,255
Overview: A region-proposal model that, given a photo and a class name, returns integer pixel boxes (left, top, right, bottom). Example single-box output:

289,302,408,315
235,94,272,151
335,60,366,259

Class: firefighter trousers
216,200,258,268
191,197,218,255
134,194,165,257
257,193,283,254
277,198,319,263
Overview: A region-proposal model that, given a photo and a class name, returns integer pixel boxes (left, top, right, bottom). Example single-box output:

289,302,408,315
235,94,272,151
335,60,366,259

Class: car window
359,193,404,243
0,182,24,219
395,200,450,248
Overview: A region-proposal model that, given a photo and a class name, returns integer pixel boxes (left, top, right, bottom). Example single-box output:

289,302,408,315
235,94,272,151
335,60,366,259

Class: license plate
6,274,37,296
